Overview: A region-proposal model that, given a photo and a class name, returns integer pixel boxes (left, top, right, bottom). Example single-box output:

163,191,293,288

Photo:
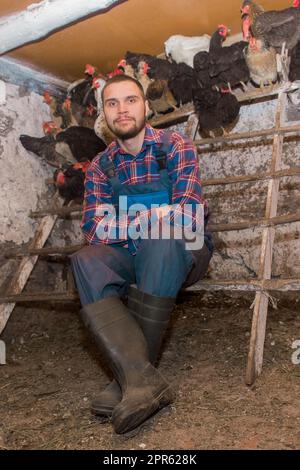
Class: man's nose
117,102,128,113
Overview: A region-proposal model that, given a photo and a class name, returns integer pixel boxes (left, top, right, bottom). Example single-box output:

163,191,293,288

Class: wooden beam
186,278,300,292
0,277,299,303
0,292,79,303
194,122,300,147
202,166,300,187
149,82,299,129
30,204,82,218
0,0,125,55
246,93,285,386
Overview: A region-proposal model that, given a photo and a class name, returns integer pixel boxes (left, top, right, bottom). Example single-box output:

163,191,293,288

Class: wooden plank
149,82,299,129
186,278,300,292
184,113,199,140
0,196,63,335
30,204,82,218
202,166,300,187
246,93,285,385
0,277,299,303
0,292,79,303
5,211,300,259
194,122,300,147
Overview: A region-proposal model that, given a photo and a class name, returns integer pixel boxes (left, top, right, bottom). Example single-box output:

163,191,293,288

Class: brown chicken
243,36,278,87
241,0,300,52
146,80,177,116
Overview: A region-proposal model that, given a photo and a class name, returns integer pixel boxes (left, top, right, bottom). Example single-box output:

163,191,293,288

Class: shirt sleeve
80,159,129,245
166,134,207,231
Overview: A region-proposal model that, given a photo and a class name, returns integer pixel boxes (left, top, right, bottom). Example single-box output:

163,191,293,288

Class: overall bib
71,135,213,305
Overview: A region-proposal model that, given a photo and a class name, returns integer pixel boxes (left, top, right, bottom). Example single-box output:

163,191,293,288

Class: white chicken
164,34,211,68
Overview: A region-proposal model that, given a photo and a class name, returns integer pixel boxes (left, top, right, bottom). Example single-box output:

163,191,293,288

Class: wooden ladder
1,90,300,385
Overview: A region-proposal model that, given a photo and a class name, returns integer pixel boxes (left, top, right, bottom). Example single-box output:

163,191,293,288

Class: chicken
241,0,300,52
193,87,240,136
54,161,90,202
146,79,177,115
208,25,249,91
19,134,71,168
164,34,211,67
135,61,152,95
244,36,278,87
125,51,177,80
168,62,194,105
43,92,65,130
94,113,115,145
55,126,106,162
193,51,210,88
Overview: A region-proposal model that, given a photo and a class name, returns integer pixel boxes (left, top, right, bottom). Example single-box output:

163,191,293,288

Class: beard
107,115,146,141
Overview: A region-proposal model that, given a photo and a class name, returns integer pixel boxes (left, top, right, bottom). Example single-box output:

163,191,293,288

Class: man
71,74,213,434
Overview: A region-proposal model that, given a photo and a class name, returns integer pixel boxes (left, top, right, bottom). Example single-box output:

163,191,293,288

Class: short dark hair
101,74,145,104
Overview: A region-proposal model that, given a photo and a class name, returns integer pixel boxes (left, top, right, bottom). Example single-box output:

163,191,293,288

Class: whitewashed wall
0,80,299,295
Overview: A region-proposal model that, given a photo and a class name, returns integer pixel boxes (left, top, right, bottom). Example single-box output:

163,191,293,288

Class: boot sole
112,386,174,434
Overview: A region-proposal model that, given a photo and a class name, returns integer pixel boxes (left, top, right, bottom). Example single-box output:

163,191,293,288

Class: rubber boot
80,296,172,434
91,287,175,416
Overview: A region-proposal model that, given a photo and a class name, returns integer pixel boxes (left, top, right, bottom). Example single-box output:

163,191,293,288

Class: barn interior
0,0,299,450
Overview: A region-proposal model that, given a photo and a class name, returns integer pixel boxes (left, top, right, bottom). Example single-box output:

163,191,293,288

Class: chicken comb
63,98,71,110
43,121,59,135
92,77,101,89
293,0,300,7
142,62,150,75
118,59,127,68
43,91,52,103
85,64,95,75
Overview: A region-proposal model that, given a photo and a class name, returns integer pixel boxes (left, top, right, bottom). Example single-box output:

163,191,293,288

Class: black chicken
124,51,177,80
19,134,67,167
56,126,106,162
241,0,300,52
208,25,249,91
193,51,210,88
168,62,195,105
54,161,90,202
193,87,240,135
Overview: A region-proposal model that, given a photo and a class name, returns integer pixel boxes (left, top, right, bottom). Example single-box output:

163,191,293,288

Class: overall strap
99,152,116,178
155,131,173,171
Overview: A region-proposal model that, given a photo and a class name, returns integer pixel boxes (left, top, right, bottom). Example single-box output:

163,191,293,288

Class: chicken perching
54,161,91,202
146,79,178,115
164,34,211,67
244,36,277,87
192,87,240,137
241,0,300,52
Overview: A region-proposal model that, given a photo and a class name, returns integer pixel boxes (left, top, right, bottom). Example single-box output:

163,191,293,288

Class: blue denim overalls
70,133,213,305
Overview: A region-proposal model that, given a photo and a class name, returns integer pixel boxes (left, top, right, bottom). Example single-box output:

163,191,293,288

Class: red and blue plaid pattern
81,124,208,253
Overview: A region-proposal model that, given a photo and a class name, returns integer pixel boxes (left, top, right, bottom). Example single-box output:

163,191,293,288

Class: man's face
103,80,149,140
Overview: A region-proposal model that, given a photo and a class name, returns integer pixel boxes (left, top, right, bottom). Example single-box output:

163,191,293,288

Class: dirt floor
0,291,299,450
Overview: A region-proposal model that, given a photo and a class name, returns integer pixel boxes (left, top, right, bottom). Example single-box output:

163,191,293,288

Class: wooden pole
246,93,285,385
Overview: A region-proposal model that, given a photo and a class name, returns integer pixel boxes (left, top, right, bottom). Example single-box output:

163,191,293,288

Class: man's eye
128,97,137,103
107,101,116,107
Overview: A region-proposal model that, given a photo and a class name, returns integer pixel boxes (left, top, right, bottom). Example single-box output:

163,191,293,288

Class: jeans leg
134,238,195,297
70,244,135,306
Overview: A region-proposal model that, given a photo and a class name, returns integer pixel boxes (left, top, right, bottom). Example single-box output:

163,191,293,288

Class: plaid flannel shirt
81,124,208,254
